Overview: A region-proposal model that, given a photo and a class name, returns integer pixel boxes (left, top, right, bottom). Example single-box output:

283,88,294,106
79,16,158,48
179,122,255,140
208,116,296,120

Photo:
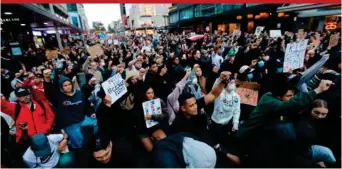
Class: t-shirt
23,134,63,168
169,97,214,145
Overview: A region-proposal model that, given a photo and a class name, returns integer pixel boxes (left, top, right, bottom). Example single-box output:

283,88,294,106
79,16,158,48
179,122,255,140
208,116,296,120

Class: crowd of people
1,28,341,168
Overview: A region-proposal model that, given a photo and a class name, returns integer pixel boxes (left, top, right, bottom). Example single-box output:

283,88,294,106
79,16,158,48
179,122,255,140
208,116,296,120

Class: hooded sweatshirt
211,79,240,126
56,76,86,129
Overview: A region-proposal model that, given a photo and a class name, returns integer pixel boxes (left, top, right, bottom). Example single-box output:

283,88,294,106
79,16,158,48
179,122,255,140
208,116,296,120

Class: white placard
142,98,162,128
270,30,282,38
107,39,113,44
255,26,264,36
153,34,160,41
101,74,127,104
113,39,119,45
283,39,308,72
233,29,241,36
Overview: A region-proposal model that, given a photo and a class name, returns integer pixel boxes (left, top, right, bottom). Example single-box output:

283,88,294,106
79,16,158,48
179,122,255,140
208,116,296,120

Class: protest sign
142,98,162,128
153,34,160,41
101,73,127,104
113,39,119,45
233,29,241,37
235,88,259,106
235,80,260,106
45,50,58,60
107,39,113,44
100,40,105,44
11,47,22,56
328,33,340,48
270,30,281,38
87,44,104,57
283,39,308,72
297,29,305,40
255,26,265,36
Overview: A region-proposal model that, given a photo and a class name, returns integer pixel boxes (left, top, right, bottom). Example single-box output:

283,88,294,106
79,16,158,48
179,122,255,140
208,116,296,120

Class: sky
84,4,121,29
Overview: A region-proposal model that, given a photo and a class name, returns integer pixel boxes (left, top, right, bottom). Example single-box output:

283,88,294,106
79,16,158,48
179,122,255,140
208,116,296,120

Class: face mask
277,68,283,73
263,56,270,61
227,83,236,91
192,78,198,85
258,61,265,68
247,73,253,80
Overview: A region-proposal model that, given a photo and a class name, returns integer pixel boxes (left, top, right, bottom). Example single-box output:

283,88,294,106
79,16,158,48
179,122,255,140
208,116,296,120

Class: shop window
218,24,225,32
229,23,237,33
180,7,193,20
247,21,254,33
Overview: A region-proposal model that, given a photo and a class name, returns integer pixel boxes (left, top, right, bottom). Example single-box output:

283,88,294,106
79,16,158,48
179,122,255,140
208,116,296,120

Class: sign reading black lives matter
283,39,308,72
101,74,127,104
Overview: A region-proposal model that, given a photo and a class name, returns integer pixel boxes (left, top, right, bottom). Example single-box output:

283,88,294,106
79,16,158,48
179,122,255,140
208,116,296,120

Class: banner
270,30,281,38
101,73,127,104
255,26,265,36
142,98,162,128
283,39,308,72
328,33,340,48
87,44,104,57
45,50,58,60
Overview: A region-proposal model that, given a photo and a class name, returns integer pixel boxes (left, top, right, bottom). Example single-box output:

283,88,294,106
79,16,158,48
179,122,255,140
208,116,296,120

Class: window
71,16,79,27
67,4,78,12
194,5,201,17
169,12,179,23
140,4,153,16
180,7,193,20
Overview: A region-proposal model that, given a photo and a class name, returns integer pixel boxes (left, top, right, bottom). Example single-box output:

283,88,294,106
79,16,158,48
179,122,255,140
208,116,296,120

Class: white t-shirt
23,134,63,168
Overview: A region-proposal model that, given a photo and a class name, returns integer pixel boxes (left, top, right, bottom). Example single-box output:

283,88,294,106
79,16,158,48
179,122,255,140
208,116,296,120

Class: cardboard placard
235,87,259,106
45,50,58,60
87,44,104,57
283,39,308,72
142,98,162,128
328,33,340,48
255,26,265,36
270,30,282,38
101,73,127,105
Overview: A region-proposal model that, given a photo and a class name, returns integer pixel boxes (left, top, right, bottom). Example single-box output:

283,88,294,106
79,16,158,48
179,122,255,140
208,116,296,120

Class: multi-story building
127,4,171,34
66,4,89,32
277,4,341,32
1,4,83,51
168,4,285,33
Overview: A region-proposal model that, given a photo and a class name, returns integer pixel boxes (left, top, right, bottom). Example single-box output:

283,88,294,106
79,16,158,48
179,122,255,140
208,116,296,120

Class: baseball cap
30,133,51,157
14,88,30,97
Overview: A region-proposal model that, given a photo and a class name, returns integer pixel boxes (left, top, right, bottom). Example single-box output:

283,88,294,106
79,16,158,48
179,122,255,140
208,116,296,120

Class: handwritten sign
87,44,104,57
255,26,265,36
101,74,127,104
270,30,281,38
283,39,308,72
328,33,340,48
107,39,113,44
142,98,162,128
45,50,58,60
235,88,258,106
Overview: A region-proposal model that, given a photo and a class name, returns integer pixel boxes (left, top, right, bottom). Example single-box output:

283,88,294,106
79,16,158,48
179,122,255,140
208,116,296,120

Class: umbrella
187,35,204,41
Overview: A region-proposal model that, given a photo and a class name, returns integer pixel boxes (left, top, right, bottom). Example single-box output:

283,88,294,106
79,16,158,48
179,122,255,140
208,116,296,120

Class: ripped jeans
311,145,336,163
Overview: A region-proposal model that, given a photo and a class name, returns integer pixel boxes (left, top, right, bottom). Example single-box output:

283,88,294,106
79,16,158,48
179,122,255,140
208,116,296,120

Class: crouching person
23,133,74,168
55,76,98,149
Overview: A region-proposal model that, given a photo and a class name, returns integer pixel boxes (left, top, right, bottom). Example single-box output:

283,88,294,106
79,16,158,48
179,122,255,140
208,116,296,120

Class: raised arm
204,71,231,105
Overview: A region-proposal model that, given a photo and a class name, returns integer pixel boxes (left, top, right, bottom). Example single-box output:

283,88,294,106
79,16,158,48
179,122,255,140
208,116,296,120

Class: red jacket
22,78,48,102
1,99,55,142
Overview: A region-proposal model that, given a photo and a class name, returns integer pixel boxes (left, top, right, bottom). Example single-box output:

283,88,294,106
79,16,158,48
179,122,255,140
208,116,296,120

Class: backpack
14,101,46,120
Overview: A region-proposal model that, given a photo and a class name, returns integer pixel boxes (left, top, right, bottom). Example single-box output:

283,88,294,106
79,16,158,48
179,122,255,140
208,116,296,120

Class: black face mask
39,151,54,164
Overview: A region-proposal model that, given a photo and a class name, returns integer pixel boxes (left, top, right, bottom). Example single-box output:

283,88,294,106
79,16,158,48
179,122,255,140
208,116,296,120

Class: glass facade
180,7,193,20
67,4,78,12
71,16,79,27
169,12,179,23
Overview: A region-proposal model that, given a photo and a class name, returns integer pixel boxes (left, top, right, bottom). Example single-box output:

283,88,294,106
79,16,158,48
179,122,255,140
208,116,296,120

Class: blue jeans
312,145,336,163
63,116,98,149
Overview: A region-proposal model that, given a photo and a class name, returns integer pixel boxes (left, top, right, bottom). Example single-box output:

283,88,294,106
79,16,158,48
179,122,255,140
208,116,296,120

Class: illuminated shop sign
325,22,337,30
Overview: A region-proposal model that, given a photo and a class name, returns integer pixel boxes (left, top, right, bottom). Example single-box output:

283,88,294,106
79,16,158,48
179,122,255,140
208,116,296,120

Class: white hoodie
211,79,240,126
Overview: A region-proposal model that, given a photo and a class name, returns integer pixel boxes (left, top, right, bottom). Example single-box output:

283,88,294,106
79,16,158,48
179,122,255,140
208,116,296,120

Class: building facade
1,4,83,51
127,4,171,34
168,4,287,33
66,4,89,32
277,4,341,32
